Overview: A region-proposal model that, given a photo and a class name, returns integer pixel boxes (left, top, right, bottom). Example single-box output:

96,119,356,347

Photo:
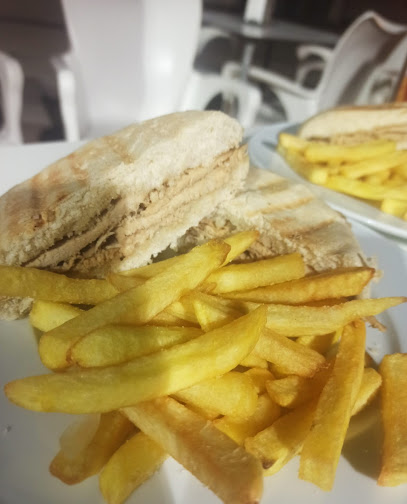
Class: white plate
1,142,407,504
248,123,407,242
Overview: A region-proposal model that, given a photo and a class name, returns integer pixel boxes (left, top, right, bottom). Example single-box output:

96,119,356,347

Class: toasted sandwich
298,103,407,148
0,111,249,319
177,167,369,273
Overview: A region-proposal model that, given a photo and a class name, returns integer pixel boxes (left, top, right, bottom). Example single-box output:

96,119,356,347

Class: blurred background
1,0,407,143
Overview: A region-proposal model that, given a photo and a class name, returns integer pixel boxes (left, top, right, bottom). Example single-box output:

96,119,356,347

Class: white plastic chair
53,0,203,140
0,51,24,144
357,33,407,104
222,11,407,123
53,0,261,140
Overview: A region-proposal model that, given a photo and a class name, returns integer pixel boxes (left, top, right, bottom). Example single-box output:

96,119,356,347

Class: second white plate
248,124,407,242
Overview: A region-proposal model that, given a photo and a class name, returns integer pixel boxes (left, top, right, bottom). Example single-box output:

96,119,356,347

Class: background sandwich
298,103,407,148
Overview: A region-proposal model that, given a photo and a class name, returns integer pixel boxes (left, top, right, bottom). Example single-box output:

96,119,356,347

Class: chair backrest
316,11,407,111
357,33,407,104
60,0,202,134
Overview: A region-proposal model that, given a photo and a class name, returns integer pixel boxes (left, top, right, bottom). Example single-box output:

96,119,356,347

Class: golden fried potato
50,411,133,484
378,353,407,486
253,328,326,377
38,240,230,369
173,371,258,420
70,325,202,367
224,267,374,304
30,300,82,332
298,320,366,491
206,253,305,294
5,307,267,413
0,265,118,304
99,432,167,504
214,393,281,445
304,139,395,163
123,397,263,504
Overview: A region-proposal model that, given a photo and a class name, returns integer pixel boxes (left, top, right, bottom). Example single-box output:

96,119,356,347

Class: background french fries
278,133,407,221
1,230,407,503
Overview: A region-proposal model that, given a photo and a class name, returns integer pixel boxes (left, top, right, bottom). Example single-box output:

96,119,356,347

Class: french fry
70,325,202,367
296,328,342,354
123,397,264,504
99,431,167,504
0,265,118,304
340,150,407,179
240,354,269,369
298,320,366,491
352,367,382,416
30,300,82,332
50,411,134,484
278,132,309,152
253,328,326,377
214,393,281,445
206,253,305,294
378,353,407,486
279,147,332,184
324,175,407,201
304,139,395,163
112,230,260,284
380,198,407,218
224,267,374,304
38,240,230,369
191,294,406,336
173,371,258,420
5,307,267,413
162,295,199,324
261,297,406,336
245,398,318,476
244,367,275,394
266,362,333,408
192,291,241,331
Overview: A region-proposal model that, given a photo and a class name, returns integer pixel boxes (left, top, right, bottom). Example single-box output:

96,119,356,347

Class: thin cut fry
30,301,82,332
304,139,395,163
123,397,263,504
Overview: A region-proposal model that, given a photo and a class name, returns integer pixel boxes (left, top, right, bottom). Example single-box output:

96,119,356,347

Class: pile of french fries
2,230,407,503
278,133,407,220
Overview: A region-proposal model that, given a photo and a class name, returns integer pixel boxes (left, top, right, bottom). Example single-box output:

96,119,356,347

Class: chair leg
0,51,24,144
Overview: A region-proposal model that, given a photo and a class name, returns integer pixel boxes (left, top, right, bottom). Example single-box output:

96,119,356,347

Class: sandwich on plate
0,110,249,319
298,103,407,148
177,166,369,273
